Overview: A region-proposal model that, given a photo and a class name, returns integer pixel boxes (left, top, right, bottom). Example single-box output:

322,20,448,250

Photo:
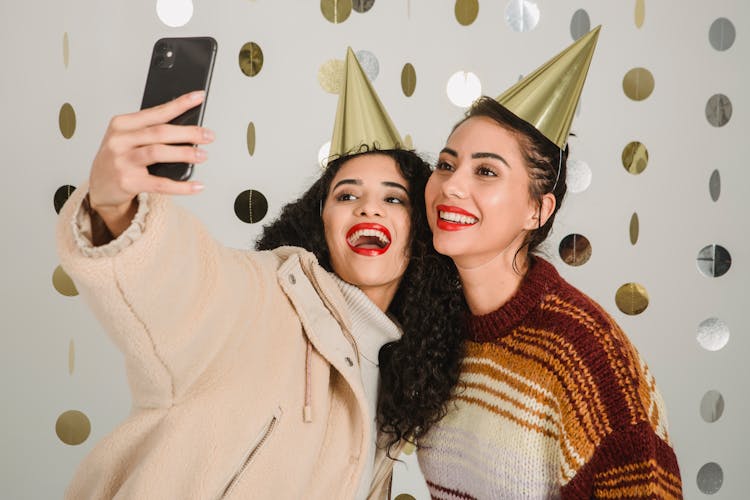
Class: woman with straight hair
418,28,683,499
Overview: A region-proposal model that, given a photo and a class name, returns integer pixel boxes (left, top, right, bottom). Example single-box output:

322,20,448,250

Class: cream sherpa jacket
56,186,395,500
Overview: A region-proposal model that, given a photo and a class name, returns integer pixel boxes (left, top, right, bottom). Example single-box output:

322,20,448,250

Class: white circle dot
318,141,332,169
356,50,379,81
697,317,730,351
566,159,592,193
156,0,194,28
446,71,482,108
505,0,540,32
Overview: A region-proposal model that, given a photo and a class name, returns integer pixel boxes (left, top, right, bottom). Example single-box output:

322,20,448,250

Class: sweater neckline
465,257,559,343
329,273,403,366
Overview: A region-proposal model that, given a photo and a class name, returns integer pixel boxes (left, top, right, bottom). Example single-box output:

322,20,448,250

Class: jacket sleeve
56,184,271,409
561,421,683,499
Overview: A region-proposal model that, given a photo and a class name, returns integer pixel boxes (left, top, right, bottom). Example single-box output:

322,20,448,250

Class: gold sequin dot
63,32,70,68
455,0,479,26
629,213,639,245
53,265,78,297
247,122,256,156
635,0,645,28
622,68,654,101
69,339,75,375
59,103,76,139
401,63,417,97
318,59,345,94
321,0,352,24
239,42,264,77
615,283,649,315
56,410,91,445
621,141,648,175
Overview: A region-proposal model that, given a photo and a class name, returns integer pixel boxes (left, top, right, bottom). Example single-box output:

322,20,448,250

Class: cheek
401,221,412,256
393,214,412,257
321,214,341,256
424,176,440,206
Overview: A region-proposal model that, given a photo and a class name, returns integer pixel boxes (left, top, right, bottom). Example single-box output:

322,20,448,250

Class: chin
348,270,389,288
432,236,466,258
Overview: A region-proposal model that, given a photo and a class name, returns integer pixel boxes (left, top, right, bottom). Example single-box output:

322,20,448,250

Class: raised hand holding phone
86,36,217,238
141,37,217,180
87,91,214,238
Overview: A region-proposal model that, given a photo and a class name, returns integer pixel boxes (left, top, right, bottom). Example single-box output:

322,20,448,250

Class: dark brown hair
456,96,569,258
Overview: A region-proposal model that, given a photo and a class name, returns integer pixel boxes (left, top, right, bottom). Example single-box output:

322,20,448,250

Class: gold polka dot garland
246,122,256,157
454,0,479,26
622,68,654,101
59,103,76,139
401,63,416,97
320,0,352,24
239,42,264,77
56,410,91,445
53,265,78,297
615,282,649,315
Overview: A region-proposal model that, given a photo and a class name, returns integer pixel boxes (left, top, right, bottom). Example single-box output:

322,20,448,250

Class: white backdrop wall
1,1,747,498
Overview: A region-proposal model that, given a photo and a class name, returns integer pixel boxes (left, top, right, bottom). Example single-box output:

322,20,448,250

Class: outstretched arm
57,92,269,409
86,90,210,237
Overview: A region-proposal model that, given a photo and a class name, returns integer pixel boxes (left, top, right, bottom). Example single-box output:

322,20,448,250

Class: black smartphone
141,36,217,181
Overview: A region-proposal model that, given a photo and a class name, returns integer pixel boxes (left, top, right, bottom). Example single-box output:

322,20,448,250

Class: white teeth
439,210,478,225
347,228,390,246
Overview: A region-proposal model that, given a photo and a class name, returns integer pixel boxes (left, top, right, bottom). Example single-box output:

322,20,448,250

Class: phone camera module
155,43,175,69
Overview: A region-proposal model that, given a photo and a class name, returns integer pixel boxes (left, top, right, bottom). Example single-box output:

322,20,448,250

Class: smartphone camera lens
155,43,175,69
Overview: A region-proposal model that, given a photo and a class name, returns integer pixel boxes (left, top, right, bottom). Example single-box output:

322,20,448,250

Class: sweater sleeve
561,421,683,499
56,184,270,409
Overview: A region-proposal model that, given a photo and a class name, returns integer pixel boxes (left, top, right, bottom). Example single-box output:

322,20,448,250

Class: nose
355,195,383,217
441,169,467,199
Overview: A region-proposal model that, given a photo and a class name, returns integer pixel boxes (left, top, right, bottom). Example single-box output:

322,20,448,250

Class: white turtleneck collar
329,273,403,500
330,274,403,366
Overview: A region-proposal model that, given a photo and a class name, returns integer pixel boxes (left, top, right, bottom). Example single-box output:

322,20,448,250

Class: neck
359,283,399,313
455,249,530,316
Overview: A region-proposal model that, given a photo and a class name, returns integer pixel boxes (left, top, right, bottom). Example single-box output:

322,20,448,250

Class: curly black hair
255,148,465,453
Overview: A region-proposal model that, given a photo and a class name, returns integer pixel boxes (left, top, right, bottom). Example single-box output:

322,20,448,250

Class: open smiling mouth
436,204,479,231
346,223,391,256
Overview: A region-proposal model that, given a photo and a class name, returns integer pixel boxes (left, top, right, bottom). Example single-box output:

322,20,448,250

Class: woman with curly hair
256,146,466,488
56,47,464,500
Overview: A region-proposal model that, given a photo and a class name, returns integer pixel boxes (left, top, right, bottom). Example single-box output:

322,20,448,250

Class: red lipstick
435,204,479,232
346,223,392,256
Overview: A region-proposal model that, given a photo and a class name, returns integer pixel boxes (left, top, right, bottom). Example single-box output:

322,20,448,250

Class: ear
538,193,556,226
523,193,557,230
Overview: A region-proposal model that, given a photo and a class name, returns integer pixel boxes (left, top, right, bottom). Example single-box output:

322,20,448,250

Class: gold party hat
330,47,403,157
497,25,601,148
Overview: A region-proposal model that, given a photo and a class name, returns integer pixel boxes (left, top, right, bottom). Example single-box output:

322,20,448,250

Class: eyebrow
440,147,510,168
332,178,409,194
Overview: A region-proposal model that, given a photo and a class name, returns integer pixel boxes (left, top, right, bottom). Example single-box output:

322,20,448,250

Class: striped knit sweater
418,257,683,499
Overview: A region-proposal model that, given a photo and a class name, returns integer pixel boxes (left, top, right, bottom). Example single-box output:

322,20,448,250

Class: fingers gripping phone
141,37,217,181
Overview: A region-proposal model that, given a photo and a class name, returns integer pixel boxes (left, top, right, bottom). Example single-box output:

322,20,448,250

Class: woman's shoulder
247,247,347,309
531,257,644,367
531,257,615,329
531,261,665,430
245,246,323,275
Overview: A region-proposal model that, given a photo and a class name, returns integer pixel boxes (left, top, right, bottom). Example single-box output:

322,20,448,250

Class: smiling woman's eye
385,195,407,205
434,161,455,172
335,192,357,202
477,165,498,177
